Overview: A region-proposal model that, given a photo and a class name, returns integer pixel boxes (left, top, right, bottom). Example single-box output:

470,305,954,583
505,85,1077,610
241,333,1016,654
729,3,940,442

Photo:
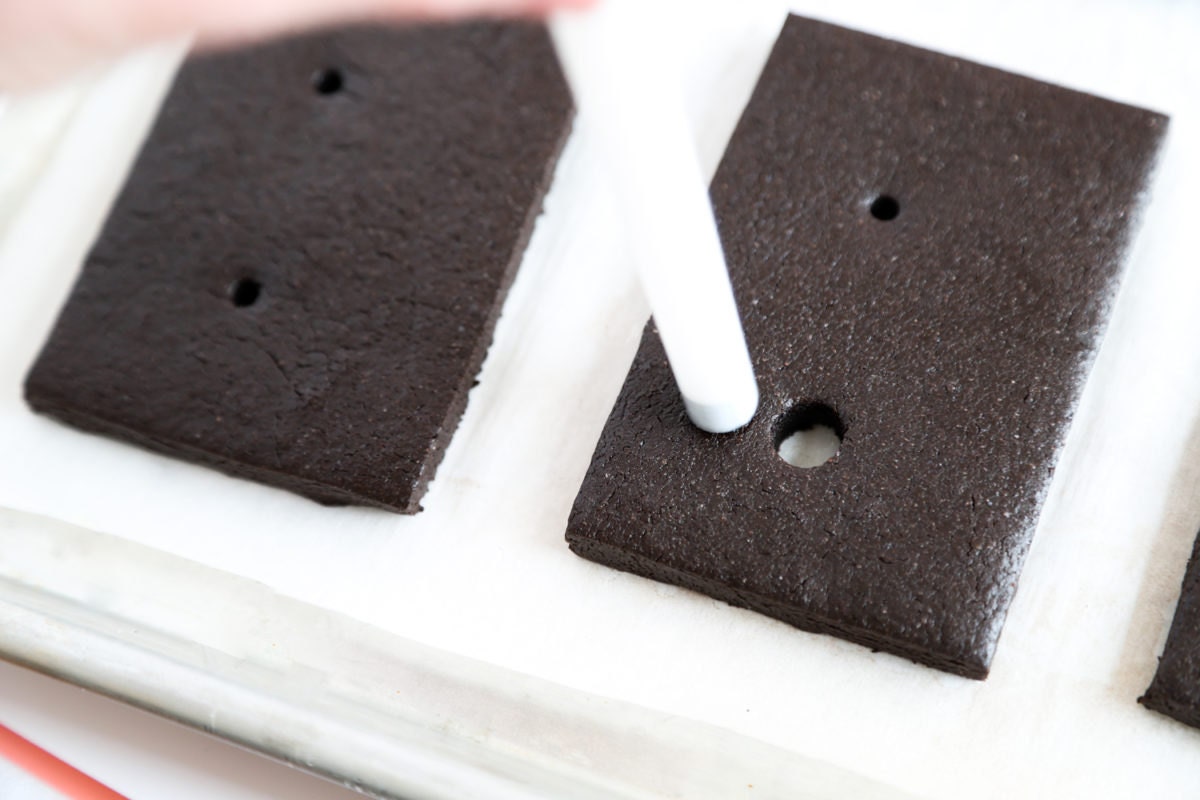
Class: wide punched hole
775,402,845,469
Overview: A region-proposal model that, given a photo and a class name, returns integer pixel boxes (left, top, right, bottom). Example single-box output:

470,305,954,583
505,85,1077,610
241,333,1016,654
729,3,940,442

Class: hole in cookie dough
775,403,844,469
230,278,261,308
870,194,900,221
312,68,345,95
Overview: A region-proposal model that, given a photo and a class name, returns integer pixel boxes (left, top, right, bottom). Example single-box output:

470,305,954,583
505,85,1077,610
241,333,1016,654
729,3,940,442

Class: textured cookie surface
567,15,1166,677
26,22,573,512
1143,535,1200,729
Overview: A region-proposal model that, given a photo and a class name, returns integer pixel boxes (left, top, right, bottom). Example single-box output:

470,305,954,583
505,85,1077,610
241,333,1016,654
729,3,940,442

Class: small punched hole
775,403,844,469
230,278,261,308
312,67,344,95
870,195,900,221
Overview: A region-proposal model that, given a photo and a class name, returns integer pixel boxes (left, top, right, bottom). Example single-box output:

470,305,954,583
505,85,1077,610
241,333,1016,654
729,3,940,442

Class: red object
0,723,128,800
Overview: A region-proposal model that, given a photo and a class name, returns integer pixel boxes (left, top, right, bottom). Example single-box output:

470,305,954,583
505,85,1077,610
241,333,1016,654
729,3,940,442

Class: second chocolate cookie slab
567,15,1167,678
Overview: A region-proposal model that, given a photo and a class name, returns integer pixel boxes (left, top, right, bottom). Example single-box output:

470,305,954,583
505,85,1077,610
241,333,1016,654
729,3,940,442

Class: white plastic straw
552,1,759,434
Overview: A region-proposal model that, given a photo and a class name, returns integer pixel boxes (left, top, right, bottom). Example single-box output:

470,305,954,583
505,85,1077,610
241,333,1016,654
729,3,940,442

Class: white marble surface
1,1,1199,797
0,660,358,800
0,754,71,800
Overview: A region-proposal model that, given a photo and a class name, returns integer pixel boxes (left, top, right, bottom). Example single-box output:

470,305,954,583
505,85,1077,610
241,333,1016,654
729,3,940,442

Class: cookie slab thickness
25,22,573,513
1143,535,1200,729
567,15,1166,678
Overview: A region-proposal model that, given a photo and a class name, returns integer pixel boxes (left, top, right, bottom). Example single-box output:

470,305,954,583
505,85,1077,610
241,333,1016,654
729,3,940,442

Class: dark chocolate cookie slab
26,22,573,512
567,15,1166,677
1143,535,1200,729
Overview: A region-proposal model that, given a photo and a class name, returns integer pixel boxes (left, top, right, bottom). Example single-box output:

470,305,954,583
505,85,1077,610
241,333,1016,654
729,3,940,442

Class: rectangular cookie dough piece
25,22,574,513
1143,534,1200,729
567,15,1166,678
